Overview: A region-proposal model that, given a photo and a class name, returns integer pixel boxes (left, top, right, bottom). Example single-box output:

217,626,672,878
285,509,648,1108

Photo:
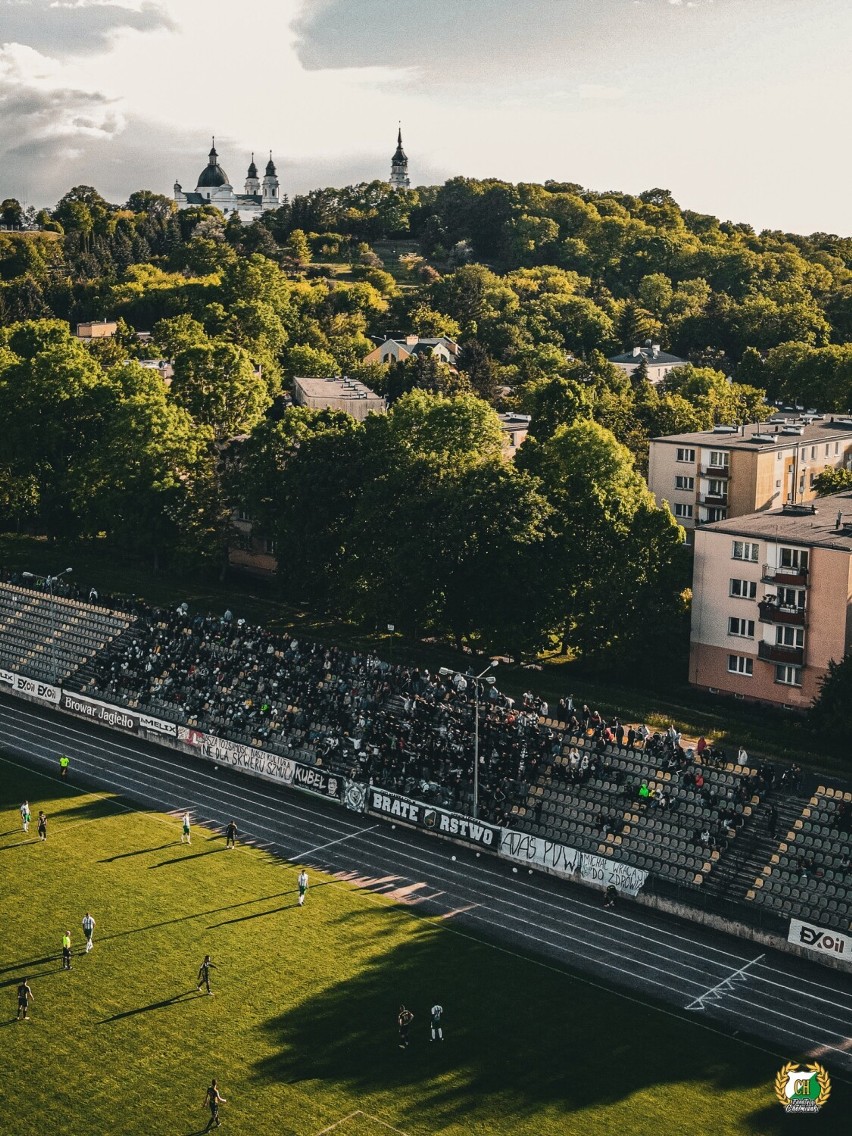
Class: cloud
0,0,174,57
578,84,625,100
0,43,125,201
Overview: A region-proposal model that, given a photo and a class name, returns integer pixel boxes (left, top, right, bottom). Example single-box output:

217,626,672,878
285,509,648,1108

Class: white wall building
174,141,280,224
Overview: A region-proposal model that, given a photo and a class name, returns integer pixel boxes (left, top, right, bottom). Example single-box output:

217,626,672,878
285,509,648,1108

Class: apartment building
648,415,852,536
689,491,852,708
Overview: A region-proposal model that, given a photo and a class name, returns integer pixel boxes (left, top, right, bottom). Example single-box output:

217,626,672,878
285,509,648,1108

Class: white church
174,141,280,224
174,129,410,224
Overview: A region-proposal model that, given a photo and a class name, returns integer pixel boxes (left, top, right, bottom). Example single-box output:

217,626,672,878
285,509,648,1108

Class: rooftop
609,343,686,366
699,490,852,552
294,376,384,402
652,415,852,451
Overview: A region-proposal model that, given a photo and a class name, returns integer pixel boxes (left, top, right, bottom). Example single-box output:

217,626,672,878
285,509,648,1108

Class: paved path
1,692,850,1079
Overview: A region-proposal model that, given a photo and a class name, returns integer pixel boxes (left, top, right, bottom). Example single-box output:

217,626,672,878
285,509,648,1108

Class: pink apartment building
689,491,852,708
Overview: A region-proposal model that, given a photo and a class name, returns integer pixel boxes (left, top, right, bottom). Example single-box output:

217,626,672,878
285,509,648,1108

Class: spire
390,122,409,189
265,150,276,177
247,151,258,178
209,135,217,162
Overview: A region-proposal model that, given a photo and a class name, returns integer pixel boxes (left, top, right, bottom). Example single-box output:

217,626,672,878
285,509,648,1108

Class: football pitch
0,757,846,1136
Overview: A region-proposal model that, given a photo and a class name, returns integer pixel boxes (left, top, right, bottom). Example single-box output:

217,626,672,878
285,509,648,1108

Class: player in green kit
297,869,308,906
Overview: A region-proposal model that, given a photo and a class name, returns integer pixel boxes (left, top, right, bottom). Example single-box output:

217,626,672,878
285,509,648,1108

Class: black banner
366,787,498,848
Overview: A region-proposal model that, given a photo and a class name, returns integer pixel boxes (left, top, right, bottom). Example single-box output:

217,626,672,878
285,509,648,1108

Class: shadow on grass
149,849,222,868
97,989,197,1023
0,838,36,852
99,842,176,862
208,881,335,928
54,798,124,824
251,925,851,1133
96,891,294,943
0,955,58,977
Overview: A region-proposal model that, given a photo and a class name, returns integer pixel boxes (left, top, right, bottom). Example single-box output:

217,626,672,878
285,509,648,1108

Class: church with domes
174,140,280,224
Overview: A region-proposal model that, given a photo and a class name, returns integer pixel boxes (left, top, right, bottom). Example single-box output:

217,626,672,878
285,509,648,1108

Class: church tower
389,125,410,190
262,153,280,209
244,154,260,197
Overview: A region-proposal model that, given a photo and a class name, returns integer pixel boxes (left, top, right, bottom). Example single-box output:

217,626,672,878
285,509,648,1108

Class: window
704,507,727,523
264,538,277,555
775,664,802,686
776,626,804,648
777,586,805,610
728,617,755,638
676,447,696,463
775,480,781,488
732,541,759,562
675,475,694,491
825,444,830,457
811,446,816,460
673,503,693,519
836,442,840,455
779,547,809,571
728,655,754,676
236,507,251,522
708,450,728,468
730,579,757,599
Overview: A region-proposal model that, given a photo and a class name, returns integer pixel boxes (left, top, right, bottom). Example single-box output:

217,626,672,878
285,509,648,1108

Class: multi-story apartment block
689,491,852,708
649,415,852,536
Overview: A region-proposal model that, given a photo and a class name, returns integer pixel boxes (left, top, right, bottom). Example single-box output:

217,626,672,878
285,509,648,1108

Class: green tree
812,468,852,496
809,653,852,758
170,341,271,440
1,199,23,229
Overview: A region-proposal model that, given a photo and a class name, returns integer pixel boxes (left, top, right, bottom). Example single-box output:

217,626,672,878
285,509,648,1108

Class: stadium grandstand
1,575,849,940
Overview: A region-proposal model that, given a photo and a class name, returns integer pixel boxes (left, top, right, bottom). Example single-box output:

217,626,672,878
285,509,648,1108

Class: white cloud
578,84,625,100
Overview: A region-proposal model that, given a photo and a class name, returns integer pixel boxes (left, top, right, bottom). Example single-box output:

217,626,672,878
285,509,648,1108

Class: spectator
736,746,748,767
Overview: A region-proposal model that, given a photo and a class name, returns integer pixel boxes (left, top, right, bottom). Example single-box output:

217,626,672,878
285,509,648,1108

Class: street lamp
22,568,73,684
440,660,498,820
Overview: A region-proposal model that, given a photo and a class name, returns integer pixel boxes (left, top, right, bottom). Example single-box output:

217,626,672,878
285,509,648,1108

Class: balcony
699,492,729,506
761,563,809,587
758,600,806,627
758,641,804,665
700,464,730,478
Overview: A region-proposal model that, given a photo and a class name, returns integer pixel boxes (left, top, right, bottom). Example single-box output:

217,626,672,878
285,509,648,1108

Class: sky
1,0,850,234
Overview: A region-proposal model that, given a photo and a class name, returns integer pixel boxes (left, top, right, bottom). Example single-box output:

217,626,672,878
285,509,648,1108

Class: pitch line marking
293,824,379,860
686,953,766,1011
313,1111,411,1136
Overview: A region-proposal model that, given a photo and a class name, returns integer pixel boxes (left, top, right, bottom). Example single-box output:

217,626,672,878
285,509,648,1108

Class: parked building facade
649,416,852,536
689,492,852,708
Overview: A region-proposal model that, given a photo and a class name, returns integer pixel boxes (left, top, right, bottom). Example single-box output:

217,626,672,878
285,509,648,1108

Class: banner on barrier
344,779,367,814
788,918,851,959
0,669,14,686
61,690,137,732
13,673,61,705
366,787,498,847
138,712,178,738
580,853,648,895
500,830,581,879
174,727,342,800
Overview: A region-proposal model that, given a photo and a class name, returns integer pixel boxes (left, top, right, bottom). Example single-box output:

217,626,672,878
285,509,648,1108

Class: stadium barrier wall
3,668,849,969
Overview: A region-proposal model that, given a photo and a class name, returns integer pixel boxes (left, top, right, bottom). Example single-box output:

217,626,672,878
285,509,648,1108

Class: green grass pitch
0,756,845,1136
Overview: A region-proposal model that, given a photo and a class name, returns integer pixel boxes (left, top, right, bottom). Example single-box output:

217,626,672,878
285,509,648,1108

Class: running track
1,692,851,1080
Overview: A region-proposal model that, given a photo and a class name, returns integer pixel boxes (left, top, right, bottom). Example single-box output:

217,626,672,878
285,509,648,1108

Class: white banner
0,669,14,685
580,853,648,896
500,830,582,879
138,712,178,737
12,673,61,704
788,919,851,960
197,733,294,783
61,690,137,732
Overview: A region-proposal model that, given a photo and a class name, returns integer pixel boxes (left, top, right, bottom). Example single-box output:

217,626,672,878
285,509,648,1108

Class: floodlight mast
440,660,499,819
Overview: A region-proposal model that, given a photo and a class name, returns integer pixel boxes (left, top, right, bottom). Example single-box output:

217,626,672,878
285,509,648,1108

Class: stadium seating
0,582,133,684
746,787,852,933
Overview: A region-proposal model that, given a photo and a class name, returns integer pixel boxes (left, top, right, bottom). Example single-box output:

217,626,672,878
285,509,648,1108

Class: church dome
247,156,258,178
198,142,229,188
265,155,277,177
